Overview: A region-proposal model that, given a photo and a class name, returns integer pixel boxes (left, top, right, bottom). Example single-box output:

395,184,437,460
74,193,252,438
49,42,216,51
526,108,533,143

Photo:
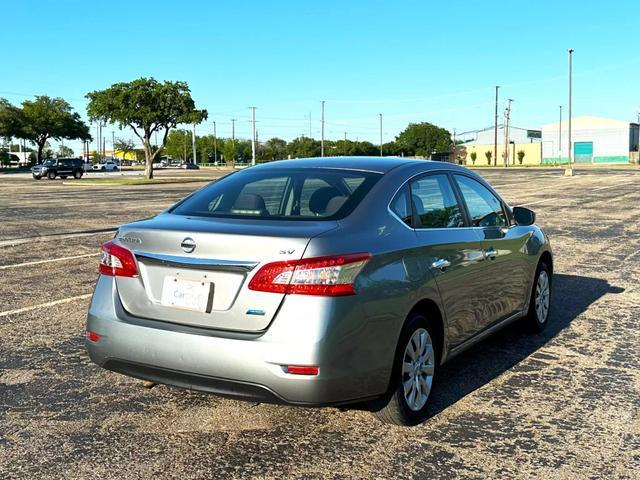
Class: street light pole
321,100,325,157
192,123,197,165
250,107,256,166
566,48,574,176
559,105,562,163
494,86,499,166
379,113,383,156
213,121,217,164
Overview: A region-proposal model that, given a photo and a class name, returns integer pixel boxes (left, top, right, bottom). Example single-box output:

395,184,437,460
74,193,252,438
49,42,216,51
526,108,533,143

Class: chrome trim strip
447,310,524,359
135,252,258,272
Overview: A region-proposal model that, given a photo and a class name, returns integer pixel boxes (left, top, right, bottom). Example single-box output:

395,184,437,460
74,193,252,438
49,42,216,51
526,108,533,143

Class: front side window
171,168,381,220
409,174,464,228
454,175,507,228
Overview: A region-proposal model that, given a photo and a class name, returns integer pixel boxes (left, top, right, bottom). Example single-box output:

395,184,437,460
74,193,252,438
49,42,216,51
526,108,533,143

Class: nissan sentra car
86,157,553,425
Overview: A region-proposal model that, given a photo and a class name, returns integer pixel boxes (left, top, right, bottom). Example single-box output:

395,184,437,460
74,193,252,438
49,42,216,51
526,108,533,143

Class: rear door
409,173,488,346
452,174,529,325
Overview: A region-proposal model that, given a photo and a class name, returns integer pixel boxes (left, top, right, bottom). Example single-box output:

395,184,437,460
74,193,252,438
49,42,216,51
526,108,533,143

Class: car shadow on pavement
426,273,624,417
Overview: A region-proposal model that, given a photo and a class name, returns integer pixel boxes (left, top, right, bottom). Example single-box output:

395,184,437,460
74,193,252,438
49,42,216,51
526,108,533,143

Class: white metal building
541,116,639,164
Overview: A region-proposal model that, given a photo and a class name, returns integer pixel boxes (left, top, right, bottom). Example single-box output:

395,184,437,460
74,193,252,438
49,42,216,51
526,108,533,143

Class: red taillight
99,241,138,277
87,331,101,342
248,253,371,296
286,365,319,375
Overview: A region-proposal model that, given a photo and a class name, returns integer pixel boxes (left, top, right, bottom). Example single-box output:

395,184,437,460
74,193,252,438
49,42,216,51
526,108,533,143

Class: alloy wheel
535,270,550,323
402,328,435,411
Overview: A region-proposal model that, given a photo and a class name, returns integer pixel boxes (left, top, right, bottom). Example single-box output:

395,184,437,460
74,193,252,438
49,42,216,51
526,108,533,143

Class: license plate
161,276,212,312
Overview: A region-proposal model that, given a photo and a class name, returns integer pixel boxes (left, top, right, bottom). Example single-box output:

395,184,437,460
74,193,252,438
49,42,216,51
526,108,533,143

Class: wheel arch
407,298,447,366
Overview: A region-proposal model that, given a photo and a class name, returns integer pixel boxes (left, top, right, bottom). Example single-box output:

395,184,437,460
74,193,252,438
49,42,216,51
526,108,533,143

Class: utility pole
453,128,457,163
308,112,312,138
192,123,197,165
503,99,513,167
321,100,325,157
567,48,574,176
95,123,99,161
344,131,347,156
111,131,115,160
213,121,217,163
231,119,236,142
494,86,499,166
379,113,383,156
559,106,562,163
249,107,256,166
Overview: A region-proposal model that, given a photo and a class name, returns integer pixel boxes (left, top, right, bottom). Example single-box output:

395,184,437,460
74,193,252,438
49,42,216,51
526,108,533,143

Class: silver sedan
86,157,553,426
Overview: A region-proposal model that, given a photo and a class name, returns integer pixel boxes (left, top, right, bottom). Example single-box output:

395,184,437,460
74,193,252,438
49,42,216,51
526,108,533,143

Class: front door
408,173,488,347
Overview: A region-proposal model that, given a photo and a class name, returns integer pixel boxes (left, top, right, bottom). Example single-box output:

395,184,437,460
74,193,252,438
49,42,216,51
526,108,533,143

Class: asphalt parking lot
0,166,638,479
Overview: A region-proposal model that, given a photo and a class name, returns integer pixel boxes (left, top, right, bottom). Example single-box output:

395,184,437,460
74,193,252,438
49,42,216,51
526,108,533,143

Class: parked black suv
32,158,84,180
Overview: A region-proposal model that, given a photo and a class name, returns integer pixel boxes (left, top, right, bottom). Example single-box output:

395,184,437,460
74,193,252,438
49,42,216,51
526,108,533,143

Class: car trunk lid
114,214,337,331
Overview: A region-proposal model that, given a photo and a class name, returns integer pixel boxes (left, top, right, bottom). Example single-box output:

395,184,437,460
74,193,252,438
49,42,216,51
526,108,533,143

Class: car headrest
231,193,267,215
309,187,342,215
324,196,348,216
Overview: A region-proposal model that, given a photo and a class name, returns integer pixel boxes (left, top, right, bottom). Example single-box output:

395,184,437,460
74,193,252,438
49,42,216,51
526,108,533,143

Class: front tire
371,314,438,426
47,171,56,180
525,262,551,332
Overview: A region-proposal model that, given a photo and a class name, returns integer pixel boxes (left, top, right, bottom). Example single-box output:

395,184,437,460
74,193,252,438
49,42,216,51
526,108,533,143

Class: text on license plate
160,276,212,312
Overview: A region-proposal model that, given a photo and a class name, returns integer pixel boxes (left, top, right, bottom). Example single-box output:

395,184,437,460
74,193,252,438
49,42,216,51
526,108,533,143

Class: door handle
484,248,498,259
431,259,451,271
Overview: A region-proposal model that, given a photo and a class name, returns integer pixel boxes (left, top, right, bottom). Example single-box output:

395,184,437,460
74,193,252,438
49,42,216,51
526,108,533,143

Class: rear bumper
86,276,392,406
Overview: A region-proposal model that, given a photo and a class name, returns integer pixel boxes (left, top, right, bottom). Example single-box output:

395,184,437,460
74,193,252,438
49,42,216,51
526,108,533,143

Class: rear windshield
170,168,381,220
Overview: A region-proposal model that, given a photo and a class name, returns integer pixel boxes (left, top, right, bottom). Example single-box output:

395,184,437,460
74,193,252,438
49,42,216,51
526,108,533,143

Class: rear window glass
171,168,381,220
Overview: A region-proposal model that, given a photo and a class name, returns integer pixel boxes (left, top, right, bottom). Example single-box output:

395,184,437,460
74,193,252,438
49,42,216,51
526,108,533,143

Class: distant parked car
179,162,200,170
32,158,84,180
120,159,133,166
93,160,119,172
83,161,93,172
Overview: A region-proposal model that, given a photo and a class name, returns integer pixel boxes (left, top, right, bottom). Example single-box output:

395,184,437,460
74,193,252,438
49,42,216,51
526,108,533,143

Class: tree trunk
36,138,47,164
143,137,153,179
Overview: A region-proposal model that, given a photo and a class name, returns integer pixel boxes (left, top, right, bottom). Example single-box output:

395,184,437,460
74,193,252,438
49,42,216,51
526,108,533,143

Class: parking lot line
0,253,98,270
0,293,93,318
0,229,117,248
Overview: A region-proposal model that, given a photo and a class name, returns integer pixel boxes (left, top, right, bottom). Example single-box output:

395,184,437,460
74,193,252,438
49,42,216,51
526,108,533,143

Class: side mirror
513,206,536,226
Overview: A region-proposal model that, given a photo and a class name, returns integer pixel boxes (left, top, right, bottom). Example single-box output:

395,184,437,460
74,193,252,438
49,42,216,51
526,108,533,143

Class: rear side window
390,186,412,227
409,174,464,228
171,168,381,220
454,175,507,228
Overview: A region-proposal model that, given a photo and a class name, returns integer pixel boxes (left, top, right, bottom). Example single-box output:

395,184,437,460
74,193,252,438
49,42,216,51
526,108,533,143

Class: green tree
287,136,320,158
0,99,24,141
221,138,237,166
517,150,525,165
114,138,136,161
8,96,90,162
164,129,192,161
86,78,207,179
258,137,287,162
485,150,492,165
395,122,451,158
57,145,74,157
470,151,477,165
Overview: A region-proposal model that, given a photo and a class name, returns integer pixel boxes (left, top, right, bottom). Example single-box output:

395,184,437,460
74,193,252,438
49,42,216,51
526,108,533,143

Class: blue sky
2,0,640,153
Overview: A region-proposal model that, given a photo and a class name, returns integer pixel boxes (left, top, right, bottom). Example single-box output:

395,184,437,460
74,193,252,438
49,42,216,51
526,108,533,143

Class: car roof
251,156,464,174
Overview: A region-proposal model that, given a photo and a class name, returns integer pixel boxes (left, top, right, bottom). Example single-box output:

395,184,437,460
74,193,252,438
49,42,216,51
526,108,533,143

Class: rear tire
524,262,551,332
371,313,439,426
73,170,82,179
47,171,56,180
